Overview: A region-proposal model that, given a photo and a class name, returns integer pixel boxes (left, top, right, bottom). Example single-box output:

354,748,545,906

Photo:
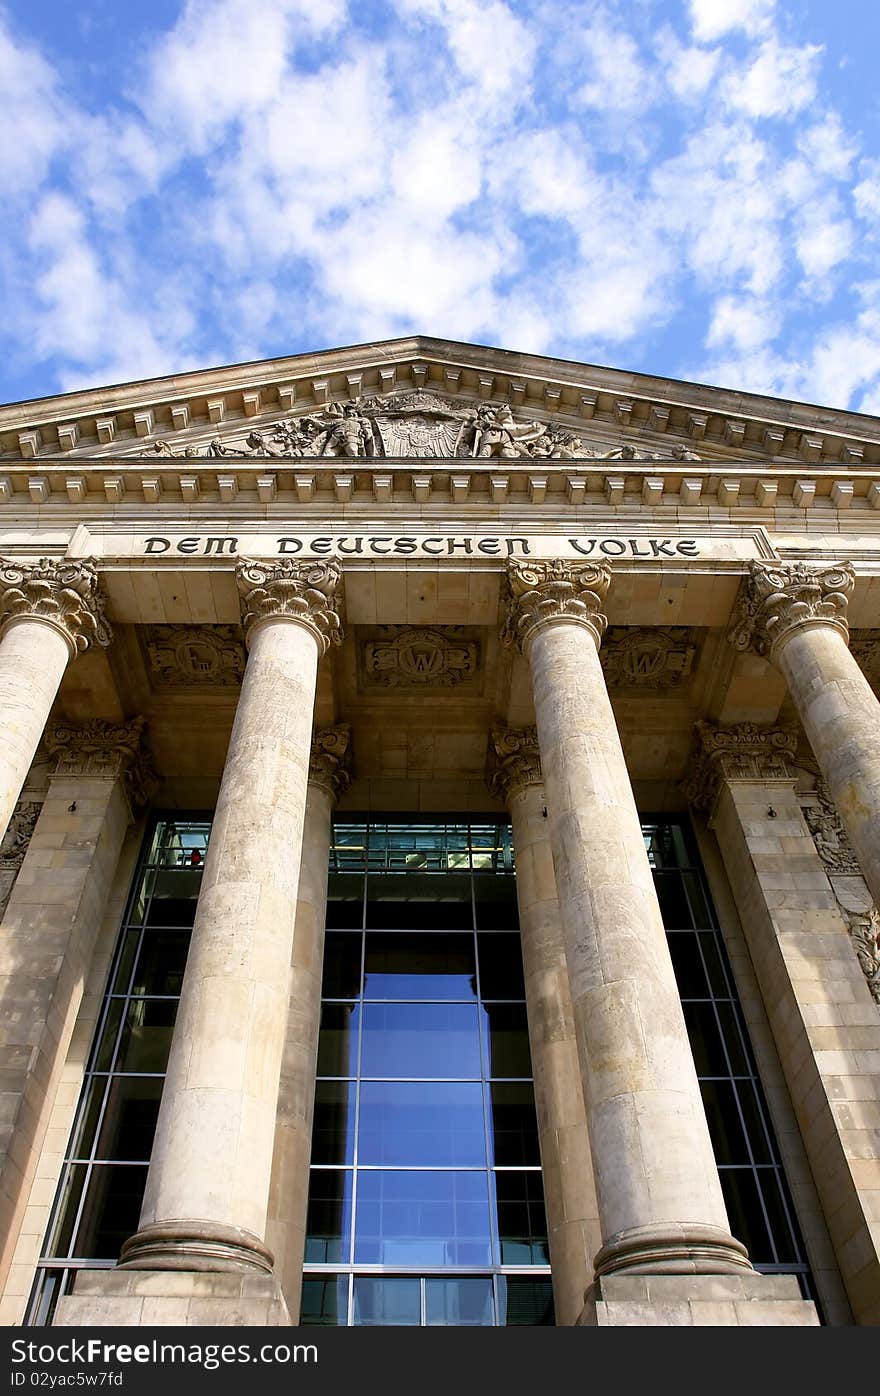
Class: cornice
0,459,878,517
2,342,879,469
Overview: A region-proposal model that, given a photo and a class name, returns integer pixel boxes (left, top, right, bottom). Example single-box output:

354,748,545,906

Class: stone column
267,725,351,1321
504,559,749,1280
118,560,343,1283
0,560,110,847
0,719,153,1300
731,561,880,913
489,726,599,1326
687,722,880,1325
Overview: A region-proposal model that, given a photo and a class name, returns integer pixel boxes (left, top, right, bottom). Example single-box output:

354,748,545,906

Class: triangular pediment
0,336,878,468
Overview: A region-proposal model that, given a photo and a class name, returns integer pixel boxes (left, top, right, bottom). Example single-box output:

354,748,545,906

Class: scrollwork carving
728,561,855,658
309,725,352,802
363,628,479,689
802,778,861,875
0,558,111,655
0,799,41,919
236,559,343,653
488,726,542,804
841,906,880,1006
503,559,611,655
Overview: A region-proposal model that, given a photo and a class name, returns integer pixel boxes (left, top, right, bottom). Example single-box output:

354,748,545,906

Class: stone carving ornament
44,715,158,809
601,627,696,689
363,627,478,688
0,799,41,919
236,559,343,653
683,721,798,812
802,776,861,875
842,906,880,1005
149,389,703,463
728,561,855,658
503,558,611,655
143,625,246,688
0,558,111,654
488,726,542,804
309,724,352,802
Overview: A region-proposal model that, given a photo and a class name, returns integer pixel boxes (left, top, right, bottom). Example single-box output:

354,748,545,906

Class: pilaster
0,717,152,1301
689,721,880,1323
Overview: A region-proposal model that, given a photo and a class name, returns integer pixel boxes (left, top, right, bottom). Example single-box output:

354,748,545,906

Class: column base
593,1223,751,1277
119,1221,274,1273
577,1274,818,1326
53,1270,290,1327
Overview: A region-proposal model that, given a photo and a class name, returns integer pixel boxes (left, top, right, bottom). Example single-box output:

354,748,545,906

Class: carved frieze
361,626,480,689
309,725,352,802
142,625,246,688
851,630,880,691
147,390,703,462
0,558,111,654
728,561,854,658
236,559,343,653
684,721,798,811
801,777,861,875
0,800,41,919
841,905,880,1006
488,726,542,804
503,559,611,654
601,627,697,689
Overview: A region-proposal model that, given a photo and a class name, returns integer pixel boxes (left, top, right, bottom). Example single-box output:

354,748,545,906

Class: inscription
138,534,704,559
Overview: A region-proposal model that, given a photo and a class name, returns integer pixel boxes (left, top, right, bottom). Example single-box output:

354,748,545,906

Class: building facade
0,337,878,1327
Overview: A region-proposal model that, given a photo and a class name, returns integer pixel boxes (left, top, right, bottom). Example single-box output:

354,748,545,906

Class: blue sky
3,0,880,412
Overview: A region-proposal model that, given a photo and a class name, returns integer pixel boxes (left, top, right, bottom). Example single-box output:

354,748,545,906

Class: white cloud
689,0,776,43
854,161,880,222
575,17,654,114
0,17,73,193
721,36,821,118
794,201,854,280
797,114,858,179
655,28,721,102
706,295,776,351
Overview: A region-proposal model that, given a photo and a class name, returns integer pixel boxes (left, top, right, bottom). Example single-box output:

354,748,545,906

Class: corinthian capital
683,720,798,811
0,558,111,656
236,559,343,653
309,724,352,802
503,559,611,654
44,715,157,809
488,726,542,804
728,561,854,659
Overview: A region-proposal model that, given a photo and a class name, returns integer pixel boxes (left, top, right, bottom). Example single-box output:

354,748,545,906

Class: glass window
363,933,476,1000
358,1082,486,1167
426,1278,494,1326
353,1277,420,1326
361,1003,482,1079
354,1170,493,1267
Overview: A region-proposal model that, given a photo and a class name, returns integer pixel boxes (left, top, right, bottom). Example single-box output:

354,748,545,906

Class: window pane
473,877,519,930
326,875,363,930
682,1001,729,1076
498,1277,555,1326
364,933,476,1000
718,1169,772,1264
666,932,709,999
311,1082,356,1165
699,1080,750,1165
366,874,473,930
74,1164,149,1260
494,1172,549,1265
653,871,693,928
353,1277,420,1326
116,1000,178,1074
358,1082,486,1166
489,1083,540,1166
321,933,361,999
42,1165,87,1258
129,930,190,997
426,1278,494,1326
304,1170,353,1263
477,934,525,1000
361,1004,481,1079
316,1003,360,1077
354,1170,492,1266
94,1077,163,1161
482,1004,532,1078
300,1277,348,1327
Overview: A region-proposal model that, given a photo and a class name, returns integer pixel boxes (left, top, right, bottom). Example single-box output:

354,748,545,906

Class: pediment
1,336,878,468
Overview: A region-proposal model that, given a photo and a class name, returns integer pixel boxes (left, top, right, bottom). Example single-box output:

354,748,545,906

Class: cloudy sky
2,0,879,412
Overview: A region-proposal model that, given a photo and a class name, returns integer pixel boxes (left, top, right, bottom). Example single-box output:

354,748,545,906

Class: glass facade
301,819,552,1326
27,811,815,1326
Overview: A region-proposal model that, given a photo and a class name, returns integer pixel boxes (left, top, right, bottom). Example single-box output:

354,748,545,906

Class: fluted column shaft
491,728,599,1324
267,727,350,1319
122,561,342,1273
506,561,748,1278
0,560,110,845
